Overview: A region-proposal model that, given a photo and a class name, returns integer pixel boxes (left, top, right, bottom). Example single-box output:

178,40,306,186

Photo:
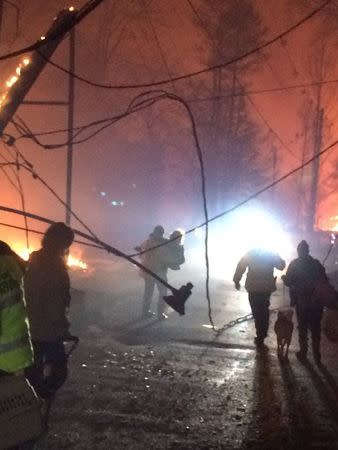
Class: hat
297,240,309,253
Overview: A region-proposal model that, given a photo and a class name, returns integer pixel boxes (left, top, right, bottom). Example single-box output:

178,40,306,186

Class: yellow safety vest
0,255,33,373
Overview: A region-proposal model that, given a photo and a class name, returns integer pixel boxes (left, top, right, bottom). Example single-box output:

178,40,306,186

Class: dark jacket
283,255,326,307
24,249,71,342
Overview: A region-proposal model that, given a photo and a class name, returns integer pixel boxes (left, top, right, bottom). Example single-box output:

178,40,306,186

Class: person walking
24,222,74,400
136,225,169,319
283,240,327,364
233,247,286,347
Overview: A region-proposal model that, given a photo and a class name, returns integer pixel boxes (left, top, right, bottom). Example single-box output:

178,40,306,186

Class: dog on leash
274,309,294,360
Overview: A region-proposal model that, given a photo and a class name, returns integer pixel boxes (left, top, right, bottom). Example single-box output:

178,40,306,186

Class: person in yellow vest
0,240,33,375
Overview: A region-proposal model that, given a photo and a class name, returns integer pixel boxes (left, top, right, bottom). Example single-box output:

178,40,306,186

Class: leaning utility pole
0,1,3,43
0,8,77,135
0,0,104,223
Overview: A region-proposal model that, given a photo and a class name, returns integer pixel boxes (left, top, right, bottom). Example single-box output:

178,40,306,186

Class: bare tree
187,0,268,214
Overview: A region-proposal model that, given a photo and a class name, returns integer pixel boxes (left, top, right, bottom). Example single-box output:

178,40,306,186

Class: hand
281,275,286,282
234,282,241,291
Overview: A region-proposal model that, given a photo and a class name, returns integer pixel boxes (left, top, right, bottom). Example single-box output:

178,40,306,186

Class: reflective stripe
0,334,29,353
0,290,21,311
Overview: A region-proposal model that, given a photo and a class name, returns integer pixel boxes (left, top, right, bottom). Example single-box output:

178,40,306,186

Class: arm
233,255,248,289
283,261,296,287
274,254,286,271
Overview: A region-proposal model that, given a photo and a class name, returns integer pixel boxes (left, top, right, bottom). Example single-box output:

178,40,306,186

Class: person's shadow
243,348,289,449
279,360,314,449
300,361,338,423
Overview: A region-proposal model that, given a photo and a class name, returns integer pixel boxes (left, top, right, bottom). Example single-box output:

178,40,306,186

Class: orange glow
328,216,338,232
14,246,31,261
12,244,87,271
6,75,18,88
67,254,88,270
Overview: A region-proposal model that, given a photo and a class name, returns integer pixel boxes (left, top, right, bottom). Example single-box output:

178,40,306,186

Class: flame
0,57,30,110
12,244,87,270
6,75,18,88
67,254,87,270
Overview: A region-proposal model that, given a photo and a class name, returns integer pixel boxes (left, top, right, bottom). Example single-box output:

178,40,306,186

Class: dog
274,309,294,360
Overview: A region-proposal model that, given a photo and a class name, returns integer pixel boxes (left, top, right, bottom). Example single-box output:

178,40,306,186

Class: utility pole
66,28,75,226
308,106,323,233
0,1,3,43
0,8,77,135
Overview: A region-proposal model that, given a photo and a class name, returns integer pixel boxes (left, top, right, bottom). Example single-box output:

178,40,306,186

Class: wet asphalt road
49,267,338,449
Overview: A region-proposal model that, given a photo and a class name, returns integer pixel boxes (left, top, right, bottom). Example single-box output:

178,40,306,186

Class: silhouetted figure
233,248,285,347
137,225,169,319
283,240,327,364
24,222,74,399
167,230,185,271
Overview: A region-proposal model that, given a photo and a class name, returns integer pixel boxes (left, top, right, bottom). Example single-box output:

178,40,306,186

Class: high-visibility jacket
0,254,33,373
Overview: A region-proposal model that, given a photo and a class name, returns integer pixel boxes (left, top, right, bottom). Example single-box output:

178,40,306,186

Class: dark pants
142,274,167,315
248,292,271,340
296,303,323,357
25,340,67,399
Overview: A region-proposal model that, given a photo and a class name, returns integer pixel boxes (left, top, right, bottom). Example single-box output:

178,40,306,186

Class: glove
234,281,241,291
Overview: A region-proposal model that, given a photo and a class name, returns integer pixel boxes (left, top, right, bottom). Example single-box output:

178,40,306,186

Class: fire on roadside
12,244,88,271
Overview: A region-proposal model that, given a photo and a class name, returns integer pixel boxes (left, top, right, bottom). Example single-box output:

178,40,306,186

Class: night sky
0,0,337,258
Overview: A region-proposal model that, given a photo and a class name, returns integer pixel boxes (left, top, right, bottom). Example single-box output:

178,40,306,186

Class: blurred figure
24,222,74,399
283,240,327,364
167,230,185,271
233,248,285,347
0,240,33,375
136,225,169,319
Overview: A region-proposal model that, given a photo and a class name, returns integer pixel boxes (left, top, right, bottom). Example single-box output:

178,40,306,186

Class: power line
1,100,337,330
0,203,189,299
38,1,330,89
10,75,338,150
129,136,338,260
243,91,300,161
0,0,105,62
5,89,215,327
186,77,338,102
1,139,104,247
141,0,176,92
0,220,105,250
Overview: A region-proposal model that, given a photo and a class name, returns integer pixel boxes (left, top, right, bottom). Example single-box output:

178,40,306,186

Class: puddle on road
212,348,255,386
